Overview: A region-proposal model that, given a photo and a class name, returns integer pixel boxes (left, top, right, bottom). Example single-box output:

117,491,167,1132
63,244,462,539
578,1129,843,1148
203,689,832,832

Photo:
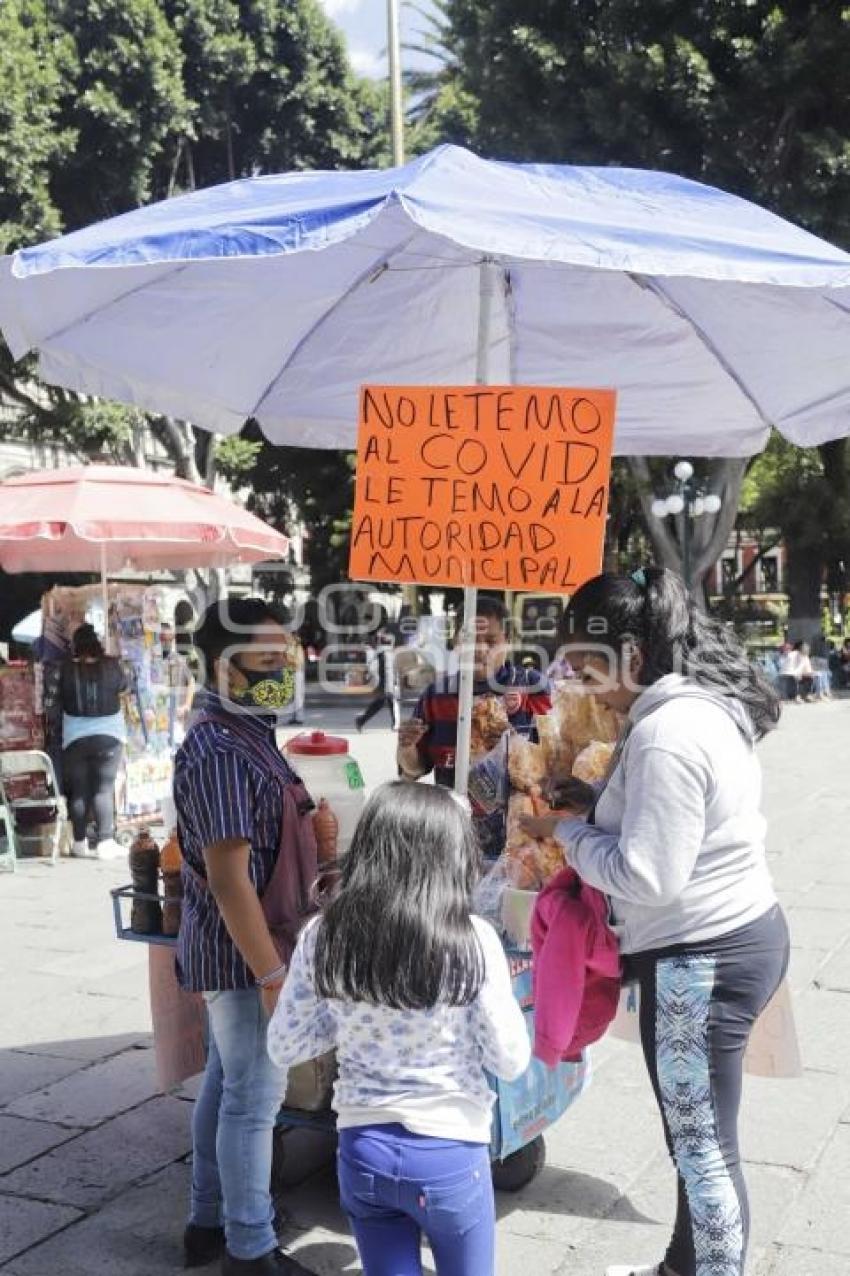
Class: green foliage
421,2,850,247
0,0,75,252
164,0,388,188
214,434,262,476
744,434,850,557
0,0,384,492
49,0,191,229
218,430,355,593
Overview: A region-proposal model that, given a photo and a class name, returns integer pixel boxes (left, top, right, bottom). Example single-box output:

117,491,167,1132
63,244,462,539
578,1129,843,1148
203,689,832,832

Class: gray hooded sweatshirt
556,674,777,955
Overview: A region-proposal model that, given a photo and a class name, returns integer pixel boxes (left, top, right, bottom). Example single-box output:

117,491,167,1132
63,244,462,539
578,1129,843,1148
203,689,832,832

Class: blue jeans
189,989,284,1261
338,1124,494,1276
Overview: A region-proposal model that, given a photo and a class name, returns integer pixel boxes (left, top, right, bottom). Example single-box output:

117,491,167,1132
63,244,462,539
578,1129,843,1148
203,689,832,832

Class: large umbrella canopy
2,145,850,458
0,466,288,573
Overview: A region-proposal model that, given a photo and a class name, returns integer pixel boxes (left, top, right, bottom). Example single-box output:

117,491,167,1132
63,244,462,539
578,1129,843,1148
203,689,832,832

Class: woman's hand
544,776,596,814
519,813,563,842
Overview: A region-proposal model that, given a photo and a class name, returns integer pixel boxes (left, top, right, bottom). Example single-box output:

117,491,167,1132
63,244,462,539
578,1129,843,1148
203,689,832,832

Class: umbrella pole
454,259,499,797
100,543,111,654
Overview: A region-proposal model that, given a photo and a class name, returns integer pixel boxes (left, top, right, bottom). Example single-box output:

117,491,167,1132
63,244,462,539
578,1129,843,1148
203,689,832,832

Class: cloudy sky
319,0,439,80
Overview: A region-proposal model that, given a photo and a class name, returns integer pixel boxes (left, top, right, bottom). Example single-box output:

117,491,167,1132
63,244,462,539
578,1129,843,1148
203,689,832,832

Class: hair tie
631,568,647,590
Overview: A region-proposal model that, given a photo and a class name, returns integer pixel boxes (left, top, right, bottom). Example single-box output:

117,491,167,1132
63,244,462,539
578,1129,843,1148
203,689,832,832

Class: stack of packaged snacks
537,684,622,778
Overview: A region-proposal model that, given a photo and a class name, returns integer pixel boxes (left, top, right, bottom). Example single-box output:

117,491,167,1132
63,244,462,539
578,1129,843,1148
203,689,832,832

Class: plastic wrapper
470,695,510,756
473,856,513,930
552,684,622,750
468,732,511,815
504,792,566,890
572,740,616,784
507,734,547,794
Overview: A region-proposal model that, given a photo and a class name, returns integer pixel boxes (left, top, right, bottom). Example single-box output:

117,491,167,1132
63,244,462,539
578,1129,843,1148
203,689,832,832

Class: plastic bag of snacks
536,687,622,778
470,695,511,757
507,733,547,795
572,740,616,784
504,792,566,890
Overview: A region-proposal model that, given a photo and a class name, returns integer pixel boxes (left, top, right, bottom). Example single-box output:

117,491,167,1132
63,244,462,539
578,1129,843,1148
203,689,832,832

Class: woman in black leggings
524,568,789,1276
61,624,127,861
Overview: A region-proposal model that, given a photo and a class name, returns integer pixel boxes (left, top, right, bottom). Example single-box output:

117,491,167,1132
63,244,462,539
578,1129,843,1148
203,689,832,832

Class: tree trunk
628,457,747,604
785,541,823,642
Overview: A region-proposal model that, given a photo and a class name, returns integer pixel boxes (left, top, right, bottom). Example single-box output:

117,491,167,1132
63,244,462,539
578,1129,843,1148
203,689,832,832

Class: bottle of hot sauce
129,827,162,934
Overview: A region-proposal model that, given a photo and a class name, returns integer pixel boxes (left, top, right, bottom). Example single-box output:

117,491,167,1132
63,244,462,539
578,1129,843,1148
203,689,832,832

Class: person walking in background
174,598,316,1276
268,782,530,1276
522,568,789,1276
355,629,399,731
159,620,195,746
60,623,128,860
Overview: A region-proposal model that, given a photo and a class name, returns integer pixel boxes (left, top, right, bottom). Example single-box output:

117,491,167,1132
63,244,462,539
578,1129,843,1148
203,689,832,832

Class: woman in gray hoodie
524,567,788,1276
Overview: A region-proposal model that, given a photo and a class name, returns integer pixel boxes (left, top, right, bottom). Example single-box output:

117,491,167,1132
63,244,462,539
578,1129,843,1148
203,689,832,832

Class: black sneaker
222,1248,317,1275
184,1224,225,1268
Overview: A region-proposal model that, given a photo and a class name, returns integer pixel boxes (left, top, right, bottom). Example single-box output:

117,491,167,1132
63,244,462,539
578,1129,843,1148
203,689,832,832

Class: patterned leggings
630,906,790,1276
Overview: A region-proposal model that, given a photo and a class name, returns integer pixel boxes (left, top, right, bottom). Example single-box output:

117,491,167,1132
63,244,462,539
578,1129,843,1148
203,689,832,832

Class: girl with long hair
523,568,789,1276
267,781,530,1276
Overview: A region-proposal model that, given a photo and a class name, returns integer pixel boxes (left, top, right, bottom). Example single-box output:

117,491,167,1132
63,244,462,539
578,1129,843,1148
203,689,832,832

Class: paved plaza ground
1,697,849,1275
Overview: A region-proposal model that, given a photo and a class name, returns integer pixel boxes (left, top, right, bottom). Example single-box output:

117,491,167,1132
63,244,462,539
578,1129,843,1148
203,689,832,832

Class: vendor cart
112,885,589,1192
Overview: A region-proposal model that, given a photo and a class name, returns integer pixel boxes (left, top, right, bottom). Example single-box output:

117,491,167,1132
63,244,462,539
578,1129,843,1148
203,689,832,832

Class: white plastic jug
284,731,366,856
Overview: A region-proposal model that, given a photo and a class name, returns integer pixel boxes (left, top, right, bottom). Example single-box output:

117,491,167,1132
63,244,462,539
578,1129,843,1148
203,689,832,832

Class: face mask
231,664,294,713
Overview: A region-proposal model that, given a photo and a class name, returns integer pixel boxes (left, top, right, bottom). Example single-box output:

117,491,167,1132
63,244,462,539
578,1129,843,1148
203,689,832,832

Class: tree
741,435,850,637
414,2,850,596
0,0,384,461
0,0,382,630
48,0,191,231
220,427,355,600
164,0,387,189
0,0,75,254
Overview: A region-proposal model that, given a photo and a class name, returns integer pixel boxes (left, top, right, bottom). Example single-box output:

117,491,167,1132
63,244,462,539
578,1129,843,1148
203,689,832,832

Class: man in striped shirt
397,596,550,856
173,599,314,1276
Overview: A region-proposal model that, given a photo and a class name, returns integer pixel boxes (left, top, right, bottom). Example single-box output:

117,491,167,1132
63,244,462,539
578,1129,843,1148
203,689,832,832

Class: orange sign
349,385,617,593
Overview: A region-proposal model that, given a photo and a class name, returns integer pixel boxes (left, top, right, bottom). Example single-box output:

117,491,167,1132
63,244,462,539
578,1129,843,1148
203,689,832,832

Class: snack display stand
111,878,589,1191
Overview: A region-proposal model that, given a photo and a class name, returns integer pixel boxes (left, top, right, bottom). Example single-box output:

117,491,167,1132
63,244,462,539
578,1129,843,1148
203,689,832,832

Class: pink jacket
531,866,621,1065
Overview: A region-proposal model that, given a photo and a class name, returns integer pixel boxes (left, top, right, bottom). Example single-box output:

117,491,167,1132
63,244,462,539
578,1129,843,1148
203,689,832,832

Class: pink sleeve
531,895,589,1067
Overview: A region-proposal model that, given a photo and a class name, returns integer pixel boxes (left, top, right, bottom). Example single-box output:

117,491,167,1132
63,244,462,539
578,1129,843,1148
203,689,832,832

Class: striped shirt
173,691,300,992
412,666,550,789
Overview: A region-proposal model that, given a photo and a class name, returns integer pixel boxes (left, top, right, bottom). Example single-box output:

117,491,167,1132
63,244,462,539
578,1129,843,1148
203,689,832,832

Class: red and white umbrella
0,465,288,647
0,465,288,574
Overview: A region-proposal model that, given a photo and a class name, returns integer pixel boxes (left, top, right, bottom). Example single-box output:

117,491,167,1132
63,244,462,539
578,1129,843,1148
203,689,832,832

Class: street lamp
651,460,722,592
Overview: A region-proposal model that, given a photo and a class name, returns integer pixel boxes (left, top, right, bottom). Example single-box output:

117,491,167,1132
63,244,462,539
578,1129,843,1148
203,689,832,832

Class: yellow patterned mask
231,666,294,711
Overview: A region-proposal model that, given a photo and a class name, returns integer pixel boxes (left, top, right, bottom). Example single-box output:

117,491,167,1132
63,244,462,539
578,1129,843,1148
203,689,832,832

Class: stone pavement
1,701,849,1275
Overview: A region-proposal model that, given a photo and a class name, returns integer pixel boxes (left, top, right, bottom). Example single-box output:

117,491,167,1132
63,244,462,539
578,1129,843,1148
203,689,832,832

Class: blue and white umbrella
2,144,850,459
3,144,850,789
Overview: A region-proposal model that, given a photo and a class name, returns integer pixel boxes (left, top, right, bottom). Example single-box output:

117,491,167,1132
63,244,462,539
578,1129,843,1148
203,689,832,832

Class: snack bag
552,684,622,753
572,740,616,784
470,695,511,756
504,791,566,890
507,733,547,794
